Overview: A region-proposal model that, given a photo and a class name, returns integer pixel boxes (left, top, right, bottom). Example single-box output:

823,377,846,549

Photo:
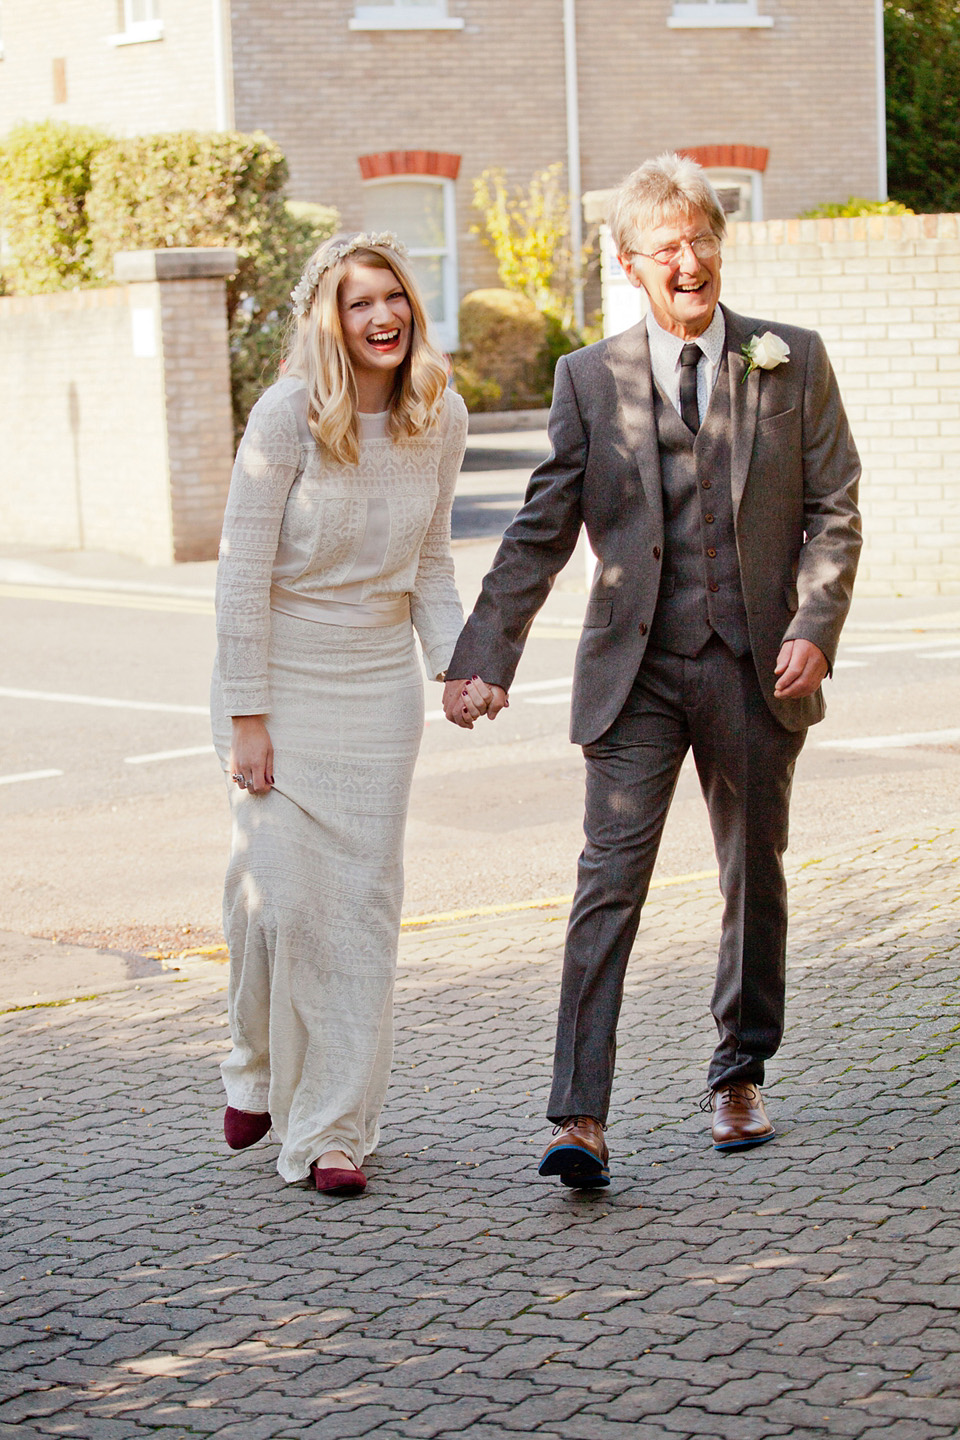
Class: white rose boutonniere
741,331,790,382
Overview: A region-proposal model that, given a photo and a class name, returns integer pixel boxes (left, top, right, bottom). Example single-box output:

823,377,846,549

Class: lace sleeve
215,388,303,714
410,391,468,681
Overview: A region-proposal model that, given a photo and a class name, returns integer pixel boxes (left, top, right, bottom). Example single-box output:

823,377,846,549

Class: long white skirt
210,609,424,1182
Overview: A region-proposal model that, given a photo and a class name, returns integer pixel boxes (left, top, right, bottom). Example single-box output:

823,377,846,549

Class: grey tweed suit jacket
448,304,862,745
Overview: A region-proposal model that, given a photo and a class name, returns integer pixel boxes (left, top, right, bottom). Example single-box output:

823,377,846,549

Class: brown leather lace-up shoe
538,1115,610,1188
707,1082,775,1151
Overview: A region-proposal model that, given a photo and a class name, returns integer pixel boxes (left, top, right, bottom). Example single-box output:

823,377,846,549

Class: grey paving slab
1,822,959,1438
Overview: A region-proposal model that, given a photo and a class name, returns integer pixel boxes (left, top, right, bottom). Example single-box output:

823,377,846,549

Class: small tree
801,197,914,218
0,120,108,293
86,131,337,439
472,163,575,327
885,0,960,212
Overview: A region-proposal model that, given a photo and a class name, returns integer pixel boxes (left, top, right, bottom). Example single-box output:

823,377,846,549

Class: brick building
1,1,885,346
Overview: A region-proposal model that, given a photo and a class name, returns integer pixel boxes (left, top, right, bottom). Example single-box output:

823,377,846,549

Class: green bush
800,197,914,219
0,120,109,292
86,131,337,441
453,288,581,412
885,0,960,213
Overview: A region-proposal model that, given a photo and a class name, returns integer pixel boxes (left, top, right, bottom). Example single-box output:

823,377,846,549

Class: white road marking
819,727,960,751
125,746,215,765
919,649,960,660
833,659,869,669
0,687,208,715
0,768,64,787
527,693,572,706
842,638,960,654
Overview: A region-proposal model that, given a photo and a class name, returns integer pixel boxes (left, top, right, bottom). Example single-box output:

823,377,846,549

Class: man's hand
442,676,509,729
774,639,828,699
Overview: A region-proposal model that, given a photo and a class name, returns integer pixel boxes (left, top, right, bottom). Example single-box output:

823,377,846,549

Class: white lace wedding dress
210,376,466,1182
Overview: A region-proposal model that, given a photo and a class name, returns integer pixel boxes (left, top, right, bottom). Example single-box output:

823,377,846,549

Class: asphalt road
2,426,960,957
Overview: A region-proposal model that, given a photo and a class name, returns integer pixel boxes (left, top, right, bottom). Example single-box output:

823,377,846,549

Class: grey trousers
547,636,807,1124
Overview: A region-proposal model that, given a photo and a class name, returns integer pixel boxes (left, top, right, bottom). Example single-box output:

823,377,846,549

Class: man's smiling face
620,204,722,340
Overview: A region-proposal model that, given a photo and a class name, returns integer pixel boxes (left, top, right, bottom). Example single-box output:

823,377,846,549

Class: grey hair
609,153,726,257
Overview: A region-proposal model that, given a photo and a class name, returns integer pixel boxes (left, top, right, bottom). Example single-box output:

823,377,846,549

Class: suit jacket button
705,513,715,523
707,547,717,558
639,622,648,635
653,546,661,560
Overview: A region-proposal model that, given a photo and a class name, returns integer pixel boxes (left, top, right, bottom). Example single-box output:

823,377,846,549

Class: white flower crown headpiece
290,231,410,318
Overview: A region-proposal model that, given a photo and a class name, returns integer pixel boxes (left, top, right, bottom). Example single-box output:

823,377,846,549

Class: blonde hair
284,233,448,466
609,153,727,258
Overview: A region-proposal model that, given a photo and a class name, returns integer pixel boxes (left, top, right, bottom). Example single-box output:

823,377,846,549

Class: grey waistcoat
647,361,750,659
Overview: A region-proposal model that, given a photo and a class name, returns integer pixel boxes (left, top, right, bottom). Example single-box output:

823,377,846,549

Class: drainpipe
875,0,887,199
212,0,235,132
563,0,585,330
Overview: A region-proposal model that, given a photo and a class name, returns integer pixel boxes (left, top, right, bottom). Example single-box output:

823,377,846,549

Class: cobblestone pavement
2,823,959,1440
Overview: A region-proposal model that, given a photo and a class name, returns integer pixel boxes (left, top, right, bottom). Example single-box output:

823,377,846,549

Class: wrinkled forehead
637,202,709,248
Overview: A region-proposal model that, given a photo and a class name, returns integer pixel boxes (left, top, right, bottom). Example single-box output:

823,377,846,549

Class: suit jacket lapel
723,305,761,518
606,321,663,520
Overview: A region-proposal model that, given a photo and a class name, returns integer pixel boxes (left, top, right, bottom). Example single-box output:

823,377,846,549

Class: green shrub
454,289,550,411
86,131,337,442
800,197,914,219
0,120,109,292
453,288,581,412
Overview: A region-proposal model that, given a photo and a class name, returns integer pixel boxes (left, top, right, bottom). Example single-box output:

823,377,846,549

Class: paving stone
3,821,960,1436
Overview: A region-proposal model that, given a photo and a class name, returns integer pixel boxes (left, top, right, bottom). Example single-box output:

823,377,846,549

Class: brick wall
0,0,221,135
0,251,236,565
229,0,880,304
719,215,960,596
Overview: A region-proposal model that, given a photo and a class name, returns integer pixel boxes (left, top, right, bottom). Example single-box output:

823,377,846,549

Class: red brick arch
358,151,461,181
678,144,769,172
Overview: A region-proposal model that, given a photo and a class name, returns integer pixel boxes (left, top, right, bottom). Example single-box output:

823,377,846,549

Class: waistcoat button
709,582,720,593
653,546,661,560
705,513,715,523
707,547,717,558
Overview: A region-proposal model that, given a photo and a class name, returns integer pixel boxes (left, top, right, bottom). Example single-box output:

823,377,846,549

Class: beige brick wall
720,214,960,596
0,253,235,565
0,0,221,135
230,0,881,301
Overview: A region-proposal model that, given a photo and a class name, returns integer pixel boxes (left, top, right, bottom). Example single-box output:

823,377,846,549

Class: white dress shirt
645,306,726,426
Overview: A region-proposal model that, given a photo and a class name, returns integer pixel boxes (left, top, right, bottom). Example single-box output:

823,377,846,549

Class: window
707,169,763,222
350,1,464,31
668,1,772,28
108,0,163,45
363,177,459,351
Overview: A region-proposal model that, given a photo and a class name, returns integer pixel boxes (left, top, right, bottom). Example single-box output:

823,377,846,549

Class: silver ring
232,773,247,787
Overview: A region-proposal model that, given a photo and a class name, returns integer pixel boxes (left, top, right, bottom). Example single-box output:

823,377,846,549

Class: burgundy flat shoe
310,1161,367,1196
223,1107,272,1150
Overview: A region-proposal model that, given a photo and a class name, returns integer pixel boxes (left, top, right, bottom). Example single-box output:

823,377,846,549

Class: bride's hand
230,715,274,793
443,677,509,729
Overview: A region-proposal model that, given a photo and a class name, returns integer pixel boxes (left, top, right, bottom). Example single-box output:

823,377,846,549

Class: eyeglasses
632,232,722,267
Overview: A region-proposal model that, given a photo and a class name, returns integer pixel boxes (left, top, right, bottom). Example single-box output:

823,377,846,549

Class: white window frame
107,0,163,46
707,168,764,223
668,1,772,28
363,174,459,352
350,1,464,31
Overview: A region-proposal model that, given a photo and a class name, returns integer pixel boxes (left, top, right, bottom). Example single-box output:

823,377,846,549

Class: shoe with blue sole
538,1115,610,1187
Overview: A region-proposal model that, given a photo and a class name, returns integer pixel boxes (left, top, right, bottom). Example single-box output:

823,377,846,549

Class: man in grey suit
444,154,861,1187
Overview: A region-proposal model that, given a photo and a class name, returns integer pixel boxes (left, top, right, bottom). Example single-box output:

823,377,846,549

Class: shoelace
551,1115,607,1136
699,1083,758,1113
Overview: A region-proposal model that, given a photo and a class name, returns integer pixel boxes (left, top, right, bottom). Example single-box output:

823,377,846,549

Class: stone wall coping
726,213,960,245
113,248,238,283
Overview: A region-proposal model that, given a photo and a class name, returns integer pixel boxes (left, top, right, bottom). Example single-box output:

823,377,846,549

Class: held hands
774,639,828,699
442,676,509,729
230,714,274,793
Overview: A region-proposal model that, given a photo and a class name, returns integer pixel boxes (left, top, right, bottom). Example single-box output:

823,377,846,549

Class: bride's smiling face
337,262,413,382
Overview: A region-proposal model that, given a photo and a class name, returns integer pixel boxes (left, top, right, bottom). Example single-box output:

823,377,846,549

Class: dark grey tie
679,343,701,435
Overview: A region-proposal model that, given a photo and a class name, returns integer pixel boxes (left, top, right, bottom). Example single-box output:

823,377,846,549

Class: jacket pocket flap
784,583,799,612
584,599,613,628
757,406,798,431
